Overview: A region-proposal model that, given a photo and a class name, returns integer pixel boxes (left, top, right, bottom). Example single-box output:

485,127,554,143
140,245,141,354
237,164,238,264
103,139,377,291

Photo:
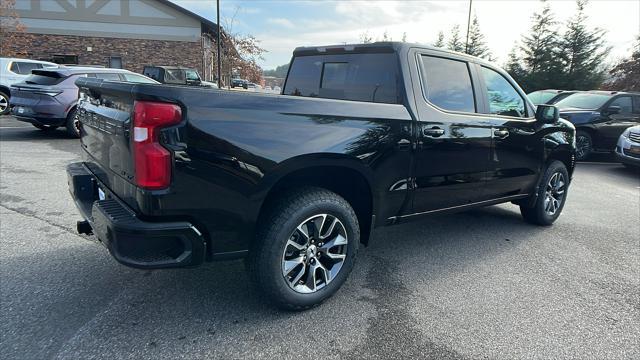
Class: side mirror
604,106,621,116
535,104,559,124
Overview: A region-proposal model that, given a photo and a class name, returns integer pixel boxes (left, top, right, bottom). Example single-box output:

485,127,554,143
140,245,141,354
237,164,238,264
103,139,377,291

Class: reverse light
132,101,182,190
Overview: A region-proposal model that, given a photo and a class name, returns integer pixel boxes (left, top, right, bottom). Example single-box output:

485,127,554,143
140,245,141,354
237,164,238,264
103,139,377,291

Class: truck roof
293,41,490,64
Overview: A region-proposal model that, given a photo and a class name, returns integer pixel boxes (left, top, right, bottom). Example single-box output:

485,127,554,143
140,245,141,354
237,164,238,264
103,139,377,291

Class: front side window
420,55,475,113
609,96,632,114
284,53,400,104
185,70,200,81
481,66,526,118
633,96,640,114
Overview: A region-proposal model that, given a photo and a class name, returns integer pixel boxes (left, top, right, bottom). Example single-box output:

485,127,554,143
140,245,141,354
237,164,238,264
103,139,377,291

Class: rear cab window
284,53,401,104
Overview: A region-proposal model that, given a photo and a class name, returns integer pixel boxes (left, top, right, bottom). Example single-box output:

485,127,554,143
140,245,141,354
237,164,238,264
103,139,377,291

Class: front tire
520,160,569,226
575,130,592,161
247,187,359,311
0,91,9,115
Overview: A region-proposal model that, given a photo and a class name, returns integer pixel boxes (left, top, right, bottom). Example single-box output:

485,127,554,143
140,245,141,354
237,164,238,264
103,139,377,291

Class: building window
109,56,123,69
52,55,78,65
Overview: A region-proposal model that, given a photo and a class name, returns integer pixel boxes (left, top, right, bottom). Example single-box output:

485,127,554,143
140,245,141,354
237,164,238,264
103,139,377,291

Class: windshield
555,93,611,110
528,91,556,105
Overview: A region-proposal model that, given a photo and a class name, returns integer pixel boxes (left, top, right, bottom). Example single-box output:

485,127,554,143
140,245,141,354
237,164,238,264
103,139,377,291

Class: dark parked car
142,66,217,88
231,78,248,89
68,42,576,310
527,89,578,105
10,67,157,136
554,91,640,160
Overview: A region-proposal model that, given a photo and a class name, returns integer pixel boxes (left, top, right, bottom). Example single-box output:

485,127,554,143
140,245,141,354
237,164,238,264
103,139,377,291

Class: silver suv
0,58,59,115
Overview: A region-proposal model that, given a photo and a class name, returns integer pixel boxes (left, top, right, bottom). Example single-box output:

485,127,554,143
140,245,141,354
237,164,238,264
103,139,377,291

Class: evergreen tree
433,31,445,48
558,0,610,90
447,25,464,52
520,0,563,91
465,15,492,60
505,46,527,86
606,35,640,91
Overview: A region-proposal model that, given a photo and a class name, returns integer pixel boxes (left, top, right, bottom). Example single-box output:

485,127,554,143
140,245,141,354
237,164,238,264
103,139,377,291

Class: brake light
132,101,181,190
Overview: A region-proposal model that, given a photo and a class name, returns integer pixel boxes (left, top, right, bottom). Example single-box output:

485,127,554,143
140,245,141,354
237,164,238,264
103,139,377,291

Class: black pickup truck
68,42,575,310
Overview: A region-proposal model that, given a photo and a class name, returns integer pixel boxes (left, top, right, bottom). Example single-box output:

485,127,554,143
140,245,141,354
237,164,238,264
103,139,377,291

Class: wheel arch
0,85,10,97
256,160,375,246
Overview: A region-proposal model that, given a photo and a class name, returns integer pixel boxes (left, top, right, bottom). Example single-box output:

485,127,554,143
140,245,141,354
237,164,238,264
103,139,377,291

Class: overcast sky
171,0,640,70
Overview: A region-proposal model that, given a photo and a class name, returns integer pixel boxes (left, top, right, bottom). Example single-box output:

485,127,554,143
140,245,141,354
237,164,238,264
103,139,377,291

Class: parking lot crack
0,203,80,238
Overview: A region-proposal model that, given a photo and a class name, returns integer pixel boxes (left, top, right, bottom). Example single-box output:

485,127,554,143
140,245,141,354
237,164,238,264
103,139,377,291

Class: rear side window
143,67,161,81
10,62,43,75
480,66,526,118
95,73,122,81
122,73,157,84
420,55,475,113
284,53,400,104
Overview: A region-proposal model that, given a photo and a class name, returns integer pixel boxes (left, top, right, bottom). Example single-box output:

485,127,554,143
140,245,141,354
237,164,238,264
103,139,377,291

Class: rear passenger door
408,51,493,214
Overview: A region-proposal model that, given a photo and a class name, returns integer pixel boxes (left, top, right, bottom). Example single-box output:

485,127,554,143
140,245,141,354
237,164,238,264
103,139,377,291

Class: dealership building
4,0,220,80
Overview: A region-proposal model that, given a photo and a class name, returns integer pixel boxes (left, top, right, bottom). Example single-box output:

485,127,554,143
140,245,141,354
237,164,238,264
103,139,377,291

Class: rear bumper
67,162,206,269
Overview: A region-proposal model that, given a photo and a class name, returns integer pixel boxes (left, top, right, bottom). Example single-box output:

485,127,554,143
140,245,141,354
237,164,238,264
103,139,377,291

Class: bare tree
359,31,373,44
220,6,266,86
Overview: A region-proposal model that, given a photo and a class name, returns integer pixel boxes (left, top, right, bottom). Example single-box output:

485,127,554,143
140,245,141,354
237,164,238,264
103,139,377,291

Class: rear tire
247,187,359,311
575,130,592,161
520,160,569,226
0,91,9,115
65,108,79,137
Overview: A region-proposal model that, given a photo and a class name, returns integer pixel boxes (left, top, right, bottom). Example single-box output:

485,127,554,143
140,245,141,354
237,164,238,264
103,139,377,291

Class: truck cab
142,65,217,88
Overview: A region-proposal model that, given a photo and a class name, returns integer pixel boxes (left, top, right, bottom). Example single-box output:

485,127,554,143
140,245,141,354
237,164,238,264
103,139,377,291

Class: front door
596,95,640,150
476,65,540,198
409,52,493,213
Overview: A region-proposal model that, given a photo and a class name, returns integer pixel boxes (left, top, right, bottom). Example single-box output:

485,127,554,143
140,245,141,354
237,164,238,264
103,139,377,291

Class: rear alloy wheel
0,92,9,115
520,160,569,226
248,187,359,310
575,130,592,161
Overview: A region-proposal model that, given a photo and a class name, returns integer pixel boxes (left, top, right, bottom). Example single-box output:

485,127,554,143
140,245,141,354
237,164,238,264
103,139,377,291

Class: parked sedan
527,89,578,106
555,91,640,161
616,125,640,168
9,67,157,137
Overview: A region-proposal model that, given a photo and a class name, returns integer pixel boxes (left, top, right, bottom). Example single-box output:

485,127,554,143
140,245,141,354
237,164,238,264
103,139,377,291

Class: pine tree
433,31,445,48
606,35,640,91
505,46,527,87
465,15,492,60
520,0,564,91
447,25,464,52
558,0,610,90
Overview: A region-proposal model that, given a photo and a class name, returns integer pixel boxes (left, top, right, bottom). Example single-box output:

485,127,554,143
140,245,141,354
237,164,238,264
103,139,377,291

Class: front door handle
423,127,445,137
494,129,509,138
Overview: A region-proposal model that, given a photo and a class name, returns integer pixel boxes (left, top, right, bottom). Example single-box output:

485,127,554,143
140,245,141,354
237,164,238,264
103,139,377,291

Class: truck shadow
4,203,554,358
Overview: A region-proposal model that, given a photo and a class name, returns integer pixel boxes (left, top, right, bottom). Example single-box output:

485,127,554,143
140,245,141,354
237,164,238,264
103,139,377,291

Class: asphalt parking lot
1,115,638,360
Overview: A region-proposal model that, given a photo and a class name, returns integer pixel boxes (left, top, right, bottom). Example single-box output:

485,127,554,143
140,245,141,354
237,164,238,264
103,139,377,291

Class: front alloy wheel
282,214,348,294
575,131,592,161
0,92,9,115
543,172,566,216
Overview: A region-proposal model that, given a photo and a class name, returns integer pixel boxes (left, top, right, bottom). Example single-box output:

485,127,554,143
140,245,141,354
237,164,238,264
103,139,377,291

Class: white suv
0,58,59,115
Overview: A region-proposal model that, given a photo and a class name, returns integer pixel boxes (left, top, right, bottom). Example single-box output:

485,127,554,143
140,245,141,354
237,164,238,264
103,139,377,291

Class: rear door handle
494,129,509,138
423,127,444,137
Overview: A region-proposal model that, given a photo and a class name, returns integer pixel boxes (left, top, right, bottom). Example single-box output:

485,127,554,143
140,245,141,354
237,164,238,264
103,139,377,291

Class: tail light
132,101,181,190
